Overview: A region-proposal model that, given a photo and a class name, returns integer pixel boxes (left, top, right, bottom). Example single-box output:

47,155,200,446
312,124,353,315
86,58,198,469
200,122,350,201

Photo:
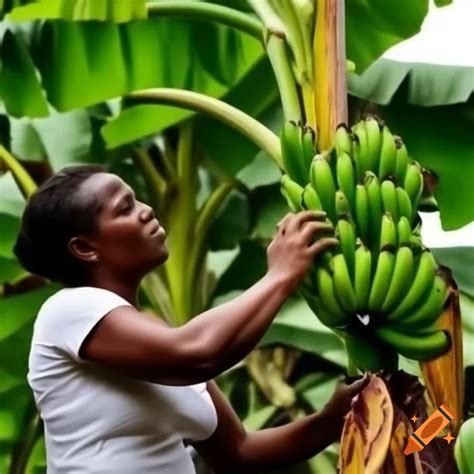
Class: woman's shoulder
39,286,131,317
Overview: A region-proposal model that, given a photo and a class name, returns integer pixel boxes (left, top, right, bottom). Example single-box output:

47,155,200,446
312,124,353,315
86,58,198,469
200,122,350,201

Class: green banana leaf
0,0,432,122
8,0,147,22
349,58,474,106
0,14,263,117
9,107,93,170
345,0,428,73
379,98,474,230
0,24,48,118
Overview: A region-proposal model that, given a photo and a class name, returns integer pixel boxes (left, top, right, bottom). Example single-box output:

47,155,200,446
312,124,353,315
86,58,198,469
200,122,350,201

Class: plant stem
187,181,236,311
0,146,37,198
125,88,282,168
265,33,302,123
164,123,198,325
9,411,42,474
248,0,302,123
130,147,166,212
248,0,286,35
146,1,263,42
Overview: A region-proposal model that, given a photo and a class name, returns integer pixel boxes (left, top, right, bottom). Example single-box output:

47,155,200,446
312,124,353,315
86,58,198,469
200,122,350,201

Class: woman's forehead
80,173,126,200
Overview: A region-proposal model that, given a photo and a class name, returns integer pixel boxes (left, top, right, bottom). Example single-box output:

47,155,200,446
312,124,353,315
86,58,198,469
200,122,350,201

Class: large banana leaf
349,58,474,106
0,14,264,117
345,0,429,73
0,0,431,122
378,98,474,230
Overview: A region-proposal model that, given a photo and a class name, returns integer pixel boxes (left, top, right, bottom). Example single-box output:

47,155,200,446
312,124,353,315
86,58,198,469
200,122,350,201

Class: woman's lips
150,222,166,239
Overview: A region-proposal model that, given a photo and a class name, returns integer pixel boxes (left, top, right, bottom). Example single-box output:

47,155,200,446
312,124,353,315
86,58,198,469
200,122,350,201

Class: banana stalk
147,1,263,41
313,0,348,151
125,88,282,168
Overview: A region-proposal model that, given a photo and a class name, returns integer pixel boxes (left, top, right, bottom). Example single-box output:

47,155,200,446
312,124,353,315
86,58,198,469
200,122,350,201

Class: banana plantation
0,0,473,473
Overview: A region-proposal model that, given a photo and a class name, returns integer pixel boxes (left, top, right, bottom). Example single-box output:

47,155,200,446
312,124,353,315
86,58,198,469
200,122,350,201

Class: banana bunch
279,117,450,371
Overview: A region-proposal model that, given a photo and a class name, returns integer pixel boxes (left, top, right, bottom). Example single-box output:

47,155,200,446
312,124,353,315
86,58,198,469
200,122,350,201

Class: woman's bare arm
192,379,368,473
80,211,338,385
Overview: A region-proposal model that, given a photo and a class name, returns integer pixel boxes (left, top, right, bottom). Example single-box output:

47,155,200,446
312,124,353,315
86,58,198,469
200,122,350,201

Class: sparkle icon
411,415,419,423
443,433,455,444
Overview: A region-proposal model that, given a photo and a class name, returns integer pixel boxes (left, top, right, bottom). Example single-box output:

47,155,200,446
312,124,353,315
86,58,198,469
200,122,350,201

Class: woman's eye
121,198,135,214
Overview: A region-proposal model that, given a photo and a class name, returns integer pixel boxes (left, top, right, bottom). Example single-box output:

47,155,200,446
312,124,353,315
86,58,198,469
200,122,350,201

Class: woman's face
73,172,169,277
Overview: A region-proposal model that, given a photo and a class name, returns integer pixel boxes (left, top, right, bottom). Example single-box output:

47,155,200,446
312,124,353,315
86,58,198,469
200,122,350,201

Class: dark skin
67,172,369,473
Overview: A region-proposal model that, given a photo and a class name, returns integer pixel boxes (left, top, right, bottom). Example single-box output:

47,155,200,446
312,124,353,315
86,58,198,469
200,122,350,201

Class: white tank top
27,286,218,474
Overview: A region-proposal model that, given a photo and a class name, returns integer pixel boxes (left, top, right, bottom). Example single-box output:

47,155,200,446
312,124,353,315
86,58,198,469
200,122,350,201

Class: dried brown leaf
381,405,424,474
339,413,365,473
420,274,464,434
339,375,394,473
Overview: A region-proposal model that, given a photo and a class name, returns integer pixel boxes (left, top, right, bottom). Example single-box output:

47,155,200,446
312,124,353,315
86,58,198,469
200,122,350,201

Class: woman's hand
266,211,338,292
321,375,370,420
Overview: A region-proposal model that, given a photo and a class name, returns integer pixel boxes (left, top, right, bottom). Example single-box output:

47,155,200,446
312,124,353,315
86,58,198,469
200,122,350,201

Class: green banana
365,116,382,173
351,135,363,181
331,253,357,313
387,250,438,322
336,151,356,208
352,121,370,180
404,161,424,210
394,136,409,185
301,125,316,173
333,124,352,155
315,266,347,321
355,184,369,245
396,186,413,223
381,179,399,222
391,273,449,330
375,327,450,361
380,246,415,313
368,250,395,313
301,290,349,329
280,174,305,212
310,154,337,222
336,217,356,278
345,333,398,372
408,234,424,255
364,171,383,249
397,216,412,246
335,190,351,217
354,243,372,312
380,213,397,249
302,184,323,211
281,121,307,186
378,125,397,180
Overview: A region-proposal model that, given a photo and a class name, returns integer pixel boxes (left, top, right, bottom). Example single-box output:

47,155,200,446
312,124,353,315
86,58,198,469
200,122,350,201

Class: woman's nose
139,203,155,222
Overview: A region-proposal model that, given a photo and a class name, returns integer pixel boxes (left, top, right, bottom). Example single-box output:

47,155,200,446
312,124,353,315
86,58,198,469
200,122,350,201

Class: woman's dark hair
13,163,107,286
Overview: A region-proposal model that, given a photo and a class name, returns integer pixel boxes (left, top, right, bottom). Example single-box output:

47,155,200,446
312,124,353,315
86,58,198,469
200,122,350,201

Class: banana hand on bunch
280,121,315,187
280,117,449,369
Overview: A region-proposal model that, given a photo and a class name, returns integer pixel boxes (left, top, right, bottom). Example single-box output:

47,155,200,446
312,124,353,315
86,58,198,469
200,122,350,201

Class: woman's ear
68,237,100,263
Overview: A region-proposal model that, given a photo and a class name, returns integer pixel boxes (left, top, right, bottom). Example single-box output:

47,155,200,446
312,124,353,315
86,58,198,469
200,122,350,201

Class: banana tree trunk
312,0,347,151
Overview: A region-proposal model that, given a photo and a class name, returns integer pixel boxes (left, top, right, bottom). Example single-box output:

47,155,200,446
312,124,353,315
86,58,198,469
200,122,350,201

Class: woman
14,164,368,474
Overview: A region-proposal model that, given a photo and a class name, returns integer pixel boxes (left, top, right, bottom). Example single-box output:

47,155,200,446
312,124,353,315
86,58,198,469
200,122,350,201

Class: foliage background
0,1,472,472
